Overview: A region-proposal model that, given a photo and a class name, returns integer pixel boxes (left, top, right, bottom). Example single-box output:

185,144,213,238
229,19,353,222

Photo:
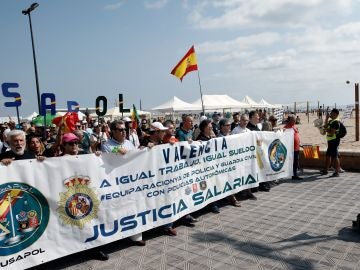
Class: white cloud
248,49,297,70
290,23,360,54
144,0,168,9
187,0,353,30
104,1,126,11
206,51,255,63
197,32,280,54
182,0,358,105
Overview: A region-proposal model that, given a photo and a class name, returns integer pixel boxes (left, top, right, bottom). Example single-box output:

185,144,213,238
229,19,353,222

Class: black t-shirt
231,122,240,131
329,119,340,131
247,122,260,131
196,133,212,141
212,122,220,136
0,150,36,161
39,148,56,158
140,137,161,147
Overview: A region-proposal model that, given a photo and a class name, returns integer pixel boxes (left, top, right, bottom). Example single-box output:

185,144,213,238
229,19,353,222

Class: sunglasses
114,128,126,132
66,141,79,146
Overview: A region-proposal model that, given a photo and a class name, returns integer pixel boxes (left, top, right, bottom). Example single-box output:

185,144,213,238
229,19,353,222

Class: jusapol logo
268,139,287,172
0,182,49,256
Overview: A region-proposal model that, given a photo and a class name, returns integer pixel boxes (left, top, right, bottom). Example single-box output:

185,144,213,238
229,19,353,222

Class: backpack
337,122,347,138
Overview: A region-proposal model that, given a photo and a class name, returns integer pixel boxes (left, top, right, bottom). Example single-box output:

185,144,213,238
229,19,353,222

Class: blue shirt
175,128,193,142
101,138,135,153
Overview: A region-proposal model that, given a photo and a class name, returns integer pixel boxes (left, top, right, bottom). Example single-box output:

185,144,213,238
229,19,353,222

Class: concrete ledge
300,149,360,171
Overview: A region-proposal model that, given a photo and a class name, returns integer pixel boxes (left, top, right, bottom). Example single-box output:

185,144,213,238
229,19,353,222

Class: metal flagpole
197,71,205,114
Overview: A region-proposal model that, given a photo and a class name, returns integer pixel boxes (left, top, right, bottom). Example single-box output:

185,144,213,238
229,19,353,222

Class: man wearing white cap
140,122,168,148
139,122,178,236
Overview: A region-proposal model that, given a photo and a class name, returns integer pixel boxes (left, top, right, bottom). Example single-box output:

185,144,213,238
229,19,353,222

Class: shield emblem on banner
200,181,207,190
192,183,198,193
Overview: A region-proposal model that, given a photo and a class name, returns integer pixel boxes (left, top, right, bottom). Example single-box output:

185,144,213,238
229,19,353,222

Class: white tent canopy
151,96,201,112
191,95,249,111
241,95,262,108
258,98,283,109
258,98,272,107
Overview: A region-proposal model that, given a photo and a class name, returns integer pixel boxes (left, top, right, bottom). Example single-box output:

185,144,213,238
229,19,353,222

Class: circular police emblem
58,176,100,229
268,139,287,172
65,193,93,220
0,182,49,256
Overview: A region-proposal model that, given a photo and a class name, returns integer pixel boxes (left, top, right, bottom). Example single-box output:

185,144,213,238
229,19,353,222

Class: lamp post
22,3,41,115
346,81,359,141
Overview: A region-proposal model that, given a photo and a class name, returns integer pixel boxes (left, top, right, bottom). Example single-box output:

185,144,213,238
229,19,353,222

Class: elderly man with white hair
0,130,38,165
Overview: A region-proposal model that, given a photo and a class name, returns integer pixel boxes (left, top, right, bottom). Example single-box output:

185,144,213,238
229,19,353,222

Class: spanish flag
171,46,198,81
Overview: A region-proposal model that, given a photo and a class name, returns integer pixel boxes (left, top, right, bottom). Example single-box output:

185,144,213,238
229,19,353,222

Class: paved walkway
32,170,360,270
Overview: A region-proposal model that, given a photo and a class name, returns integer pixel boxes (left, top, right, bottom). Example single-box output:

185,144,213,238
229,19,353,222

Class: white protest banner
340,105,354,124
0,131,293,269
274,108,284,125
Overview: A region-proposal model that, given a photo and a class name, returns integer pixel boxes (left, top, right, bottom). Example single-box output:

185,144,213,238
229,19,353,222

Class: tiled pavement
32,170,360,270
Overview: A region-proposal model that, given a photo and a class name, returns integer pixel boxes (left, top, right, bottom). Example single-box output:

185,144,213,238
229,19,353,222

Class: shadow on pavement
191,231,315,270
190,226,360,269
280,172,332,184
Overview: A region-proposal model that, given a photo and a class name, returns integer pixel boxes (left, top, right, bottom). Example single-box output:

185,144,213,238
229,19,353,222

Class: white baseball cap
200,115,207,122
150,122,168,131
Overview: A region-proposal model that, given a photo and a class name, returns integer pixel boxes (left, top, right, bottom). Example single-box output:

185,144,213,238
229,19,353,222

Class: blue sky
1,0,360,117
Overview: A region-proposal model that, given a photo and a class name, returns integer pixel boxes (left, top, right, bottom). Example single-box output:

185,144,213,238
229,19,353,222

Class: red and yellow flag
52,112,79,133
170,46,198,81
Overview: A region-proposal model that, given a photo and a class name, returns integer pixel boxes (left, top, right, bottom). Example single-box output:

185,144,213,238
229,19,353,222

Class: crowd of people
0,108,344,259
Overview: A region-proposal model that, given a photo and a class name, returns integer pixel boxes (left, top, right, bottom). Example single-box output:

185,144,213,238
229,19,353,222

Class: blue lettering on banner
228,145,256,156
100,179,111,188
85,199,188,242
162,138,228,164
115,170,155,185
158,159,200,175
100,176,185,201
99,171,155,188
192,174,258,206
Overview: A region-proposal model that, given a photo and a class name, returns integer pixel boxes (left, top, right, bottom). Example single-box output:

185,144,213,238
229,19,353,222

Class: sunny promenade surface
32,170,360,270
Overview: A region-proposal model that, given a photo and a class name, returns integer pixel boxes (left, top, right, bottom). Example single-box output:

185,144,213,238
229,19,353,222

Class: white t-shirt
128,130,140,148
232,126,250,134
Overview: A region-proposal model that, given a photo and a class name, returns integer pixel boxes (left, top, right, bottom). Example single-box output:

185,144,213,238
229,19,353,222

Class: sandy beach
282,112,360,151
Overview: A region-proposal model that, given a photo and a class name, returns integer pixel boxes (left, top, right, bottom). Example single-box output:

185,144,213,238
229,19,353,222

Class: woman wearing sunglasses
61,133,85,156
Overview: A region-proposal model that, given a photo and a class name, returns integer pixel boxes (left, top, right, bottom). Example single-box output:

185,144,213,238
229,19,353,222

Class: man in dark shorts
320,108,341,177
